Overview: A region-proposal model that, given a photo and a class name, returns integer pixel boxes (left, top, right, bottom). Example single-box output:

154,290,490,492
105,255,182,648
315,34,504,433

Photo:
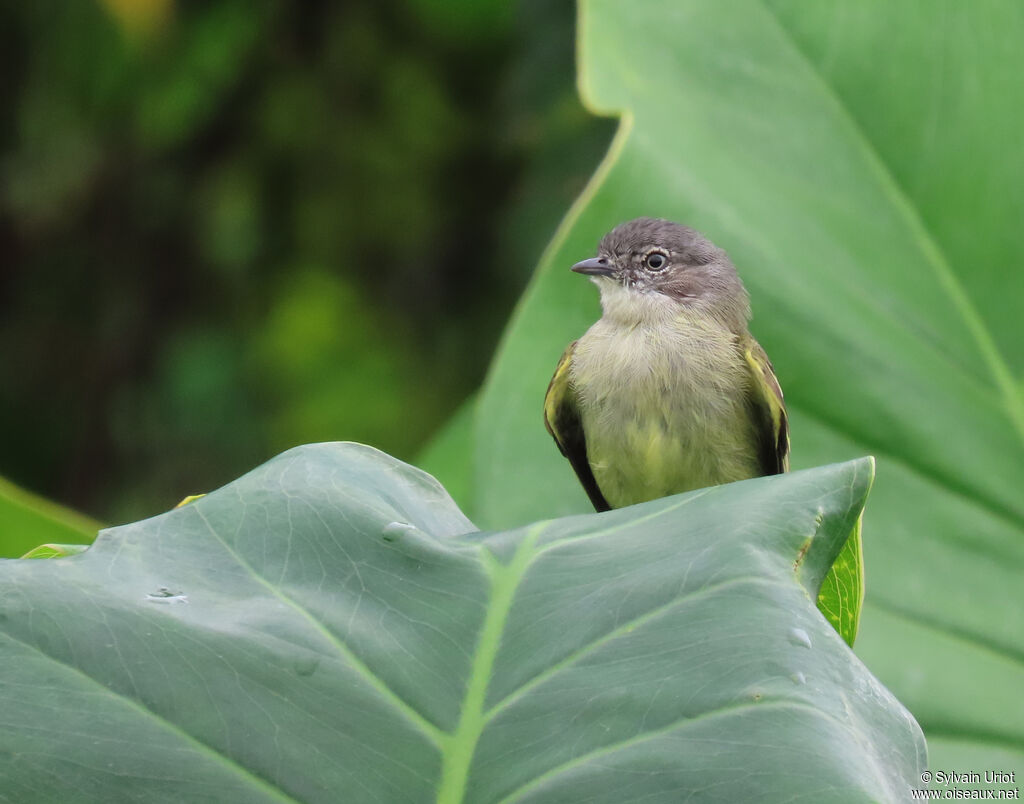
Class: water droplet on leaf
293,656,320,677
146,587,188,604
788,627,812,649
381,522,417,542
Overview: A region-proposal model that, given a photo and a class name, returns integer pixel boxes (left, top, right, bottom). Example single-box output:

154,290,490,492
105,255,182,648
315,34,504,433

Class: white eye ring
644,250,668,271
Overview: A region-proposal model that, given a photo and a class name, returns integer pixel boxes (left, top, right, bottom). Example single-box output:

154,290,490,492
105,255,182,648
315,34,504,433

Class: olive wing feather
741,335,790,476
543,341,611,511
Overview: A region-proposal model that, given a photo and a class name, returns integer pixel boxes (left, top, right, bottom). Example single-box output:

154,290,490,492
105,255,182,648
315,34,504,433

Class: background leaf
20,543,90,559
418,395,477,509
0,444,924,802
470,0,1024,778
0,474,98,559
815,514,864,647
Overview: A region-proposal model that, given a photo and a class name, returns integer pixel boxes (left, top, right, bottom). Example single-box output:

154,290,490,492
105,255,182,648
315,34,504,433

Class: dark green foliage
0,0,611,524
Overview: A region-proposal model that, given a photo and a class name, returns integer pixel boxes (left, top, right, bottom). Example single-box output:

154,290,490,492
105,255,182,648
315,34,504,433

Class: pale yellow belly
572,319,761,508
582,402,760,508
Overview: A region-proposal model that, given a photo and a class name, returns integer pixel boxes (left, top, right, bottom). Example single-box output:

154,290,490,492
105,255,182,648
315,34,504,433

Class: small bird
544,217,788,510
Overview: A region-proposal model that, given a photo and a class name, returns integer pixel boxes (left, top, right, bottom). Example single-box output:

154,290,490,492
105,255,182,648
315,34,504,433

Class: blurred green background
0,0,613,525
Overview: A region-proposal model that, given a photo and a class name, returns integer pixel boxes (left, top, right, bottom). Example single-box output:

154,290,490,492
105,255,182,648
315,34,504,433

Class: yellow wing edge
543,341,577,455
742,337,790,473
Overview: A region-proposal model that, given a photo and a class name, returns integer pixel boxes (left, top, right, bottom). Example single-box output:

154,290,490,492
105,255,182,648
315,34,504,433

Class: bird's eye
644,251,668,271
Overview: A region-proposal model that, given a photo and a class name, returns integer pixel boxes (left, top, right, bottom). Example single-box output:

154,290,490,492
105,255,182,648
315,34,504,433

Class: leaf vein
0,630,302,804
191,506,446,746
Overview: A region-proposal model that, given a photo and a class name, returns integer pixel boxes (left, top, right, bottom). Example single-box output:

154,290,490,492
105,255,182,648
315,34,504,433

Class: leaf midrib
435,524,545,804
758,0,1024,444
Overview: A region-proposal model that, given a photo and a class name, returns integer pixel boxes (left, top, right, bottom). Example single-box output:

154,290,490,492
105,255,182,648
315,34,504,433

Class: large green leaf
472,0,1024,778
0,444,923,802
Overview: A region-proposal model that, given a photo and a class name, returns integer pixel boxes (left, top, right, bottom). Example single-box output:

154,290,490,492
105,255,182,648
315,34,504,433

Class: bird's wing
543,341,611,511
741,334,790,475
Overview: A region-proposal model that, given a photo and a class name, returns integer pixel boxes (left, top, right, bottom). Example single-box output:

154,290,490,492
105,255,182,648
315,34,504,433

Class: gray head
572,217,750,330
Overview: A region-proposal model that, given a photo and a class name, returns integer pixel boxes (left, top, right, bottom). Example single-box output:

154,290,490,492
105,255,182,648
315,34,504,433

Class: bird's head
572,217,750,329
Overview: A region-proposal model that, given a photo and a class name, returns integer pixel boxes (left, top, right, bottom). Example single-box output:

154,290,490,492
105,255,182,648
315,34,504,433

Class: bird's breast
570,316,759,506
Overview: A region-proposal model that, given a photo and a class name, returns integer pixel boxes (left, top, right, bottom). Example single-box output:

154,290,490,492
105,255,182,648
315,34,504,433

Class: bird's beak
570,257,614,277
